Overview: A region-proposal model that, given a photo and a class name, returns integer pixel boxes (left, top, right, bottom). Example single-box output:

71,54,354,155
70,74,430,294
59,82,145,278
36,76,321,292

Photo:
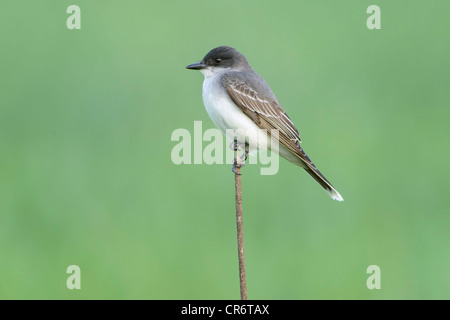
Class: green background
1,0,449,299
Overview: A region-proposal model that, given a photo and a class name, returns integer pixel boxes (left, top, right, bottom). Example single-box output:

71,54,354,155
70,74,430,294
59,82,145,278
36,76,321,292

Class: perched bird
186,46,343,201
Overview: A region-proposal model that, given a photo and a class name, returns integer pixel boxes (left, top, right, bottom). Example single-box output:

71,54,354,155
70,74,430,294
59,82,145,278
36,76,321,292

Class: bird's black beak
186,61,207,70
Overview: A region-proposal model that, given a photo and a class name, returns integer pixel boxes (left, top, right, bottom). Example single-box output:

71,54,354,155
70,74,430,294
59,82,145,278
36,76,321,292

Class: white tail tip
328,188,344,201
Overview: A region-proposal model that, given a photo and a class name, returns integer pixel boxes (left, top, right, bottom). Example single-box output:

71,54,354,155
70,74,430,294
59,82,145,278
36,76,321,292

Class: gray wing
222,71,302,156
222,71,336,192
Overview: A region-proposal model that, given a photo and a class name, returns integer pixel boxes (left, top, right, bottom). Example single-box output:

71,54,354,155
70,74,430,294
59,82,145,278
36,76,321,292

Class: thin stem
233,140,247,300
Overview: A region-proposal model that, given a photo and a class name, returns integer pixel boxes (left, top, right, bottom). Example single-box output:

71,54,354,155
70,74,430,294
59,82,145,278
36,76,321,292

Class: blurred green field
1,0,450,299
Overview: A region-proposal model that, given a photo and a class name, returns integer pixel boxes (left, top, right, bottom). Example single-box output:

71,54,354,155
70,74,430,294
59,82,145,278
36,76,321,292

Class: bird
186,46,343,201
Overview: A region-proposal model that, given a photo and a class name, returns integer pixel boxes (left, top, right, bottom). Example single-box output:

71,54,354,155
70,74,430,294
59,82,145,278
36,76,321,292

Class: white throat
200,67,226,79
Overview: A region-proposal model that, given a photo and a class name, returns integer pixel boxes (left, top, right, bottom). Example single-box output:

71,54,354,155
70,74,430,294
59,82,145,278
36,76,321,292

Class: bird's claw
231,140,248,175
232,164,241,175
232,159,244,175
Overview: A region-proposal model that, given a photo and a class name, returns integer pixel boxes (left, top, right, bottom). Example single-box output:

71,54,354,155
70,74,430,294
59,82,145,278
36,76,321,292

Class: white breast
201,72,269,151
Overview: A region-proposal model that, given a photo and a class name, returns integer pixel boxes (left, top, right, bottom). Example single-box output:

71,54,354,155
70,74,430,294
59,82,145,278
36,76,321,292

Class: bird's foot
232,156,245,175
232,162,242,175
240,150,248,162
231,140,248,175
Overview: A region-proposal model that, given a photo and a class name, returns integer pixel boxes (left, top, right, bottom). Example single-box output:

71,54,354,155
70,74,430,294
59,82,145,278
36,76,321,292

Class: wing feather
221,72,341,199
222,74,302,152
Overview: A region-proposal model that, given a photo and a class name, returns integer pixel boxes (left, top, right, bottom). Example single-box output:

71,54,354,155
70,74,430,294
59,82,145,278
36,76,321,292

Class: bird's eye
215,58,222,63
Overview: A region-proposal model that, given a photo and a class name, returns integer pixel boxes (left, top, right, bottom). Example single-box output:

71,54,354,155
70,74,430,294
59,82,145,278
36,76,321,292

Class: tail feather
304,167,344,201
277,143,343,201
293,145,343,201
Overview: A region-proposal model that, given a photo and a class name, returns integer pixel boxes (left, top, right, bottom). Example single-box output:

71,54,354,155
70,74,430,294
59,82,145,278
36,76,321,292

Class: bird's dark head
186,46,249,76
